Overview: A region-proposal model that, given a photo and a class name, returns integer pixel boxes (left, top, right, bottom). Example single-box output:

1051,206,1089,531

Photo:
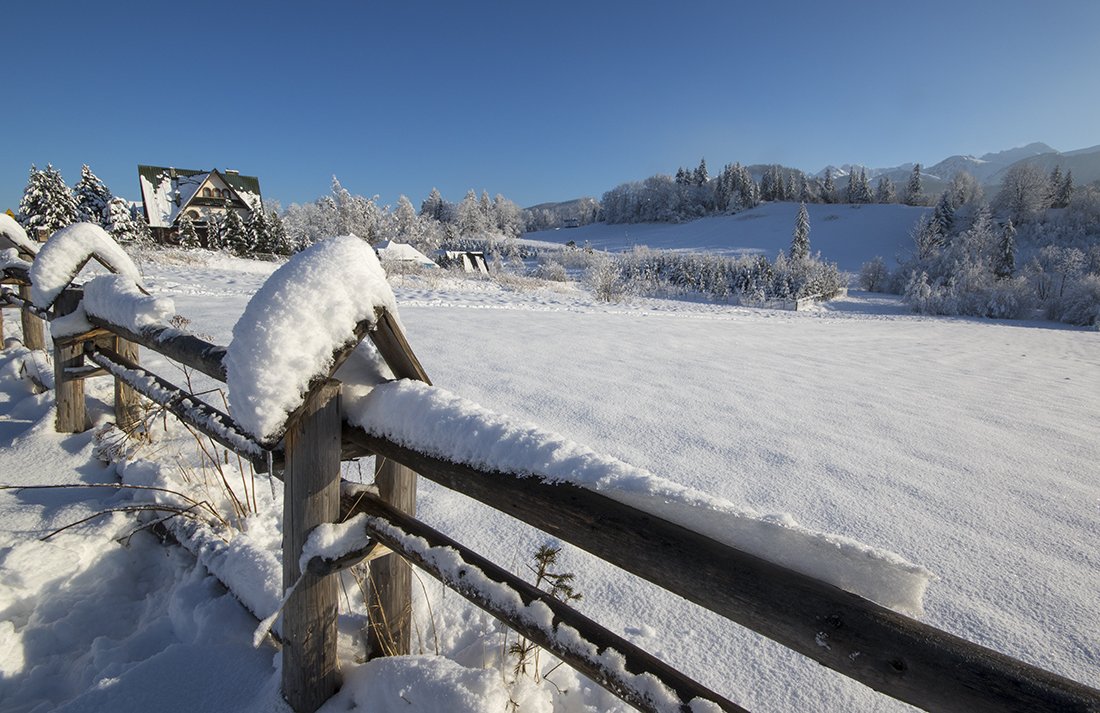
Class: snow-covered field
525,202,933,272
1,248,1098,712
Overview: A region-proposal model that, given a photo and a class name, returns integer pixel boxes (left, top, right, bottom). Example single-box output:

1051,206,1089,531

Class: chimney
226,169,240,175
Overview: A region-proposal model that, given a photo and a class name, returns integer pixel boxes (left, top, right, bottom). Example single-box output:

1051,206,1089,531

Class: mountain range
817,141,1100,194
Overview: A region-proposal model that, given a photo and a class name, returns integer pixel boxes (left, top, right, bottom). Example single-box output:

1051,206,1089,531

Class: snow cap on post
28,222,142,309
225,234,399,443
0,212,39,259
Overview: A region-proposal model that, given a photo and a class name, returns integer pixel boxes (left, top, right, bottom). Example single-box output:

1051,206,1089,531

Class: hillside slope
526,202,931,272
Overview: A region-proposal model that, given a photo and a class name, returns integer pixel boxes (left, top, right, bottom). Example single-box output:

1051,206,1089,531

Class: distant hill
525,202,931,273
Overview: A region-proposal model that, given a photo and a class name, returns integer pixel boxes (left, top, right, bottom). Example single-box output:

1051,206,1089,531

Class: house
374,240,438,269
137,165,262,242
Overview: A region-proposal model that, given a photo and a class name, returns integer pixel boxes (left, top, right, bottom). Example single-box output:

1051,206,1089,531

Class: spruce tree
205,213,223,250
178,214,201,249
694,158,709,186
1055,170,1073,209
247,208,271,253
1049,166,1063,207
73,164,113,227
19,164,79,235
932,190,956,237
904,164,925,206
791,203,811,260
420,187,445,220
222,208,251,255
266,211,292,255
822,169,836,204
875,176,897,204
994,219,1016,280
105,197,148,245
856,169,873,203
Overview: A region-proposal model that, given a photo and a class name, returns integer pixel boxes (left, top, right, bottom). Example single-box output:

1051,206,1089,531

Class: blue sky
4,1,1099,212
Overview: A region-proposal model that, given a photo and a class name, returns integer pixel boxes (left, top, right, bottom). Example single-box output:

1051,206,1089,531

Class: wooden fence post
19,285,45,350
282,379,341,713
53,288,88,433
367,458,416,657
113,337,142,431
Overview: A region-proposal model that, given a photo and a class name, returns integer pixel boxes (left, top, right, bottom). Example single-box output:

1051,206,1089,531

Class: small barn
374,240,438,269
437,250,489,275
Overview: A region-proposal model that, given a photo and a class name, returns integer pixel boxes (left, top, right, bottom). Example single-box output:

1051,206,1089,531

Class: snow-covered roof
137,165,263,228
375,240,437,267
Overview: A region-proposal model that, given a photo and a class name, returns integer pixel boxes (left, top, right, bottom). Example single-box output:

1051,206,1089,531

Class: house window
203,188,212,198
186,210,200,220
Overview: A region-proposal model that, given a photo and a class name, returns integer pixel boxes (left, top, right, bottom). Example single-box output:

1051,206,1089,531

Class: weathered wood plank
368,309,431,384
19,284,45,350
349,490,749,713
84,345,269,467
113,337,142,432
83,314,228,382
281,380,341,713
366,456,416,657
361,307,427,659
52,288,88,433
345,430,1100,713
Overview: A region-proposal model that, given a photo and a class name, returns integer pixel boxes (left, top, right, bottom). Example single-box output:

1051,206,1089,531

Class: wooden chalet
137,165,262,243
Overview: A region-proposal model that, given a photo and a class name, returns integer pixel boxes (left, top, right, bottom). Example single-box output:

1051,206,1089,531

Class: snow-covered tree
791,203,811,260
105,197,148,245
73,165,112,227
859,256,889,291
994,163,1050,224
904,164,925,206
19,164,80,235
457,189,487,237
222,209,251,255
178,214,201,249
932,190,956,237
246,208,271,253
822,169,836,204
994,219,1016,280
911,213,942,260
1052,169,1073,209
875,176,897,204
205,213,224,251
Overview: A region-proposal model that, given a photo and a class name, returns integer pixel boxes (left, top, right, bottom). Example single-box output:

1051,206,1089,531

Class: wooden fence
2,247,1099,713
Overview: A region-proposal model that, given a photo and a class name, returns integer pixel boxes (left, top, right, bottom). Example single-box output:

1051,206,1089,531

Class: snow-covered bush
1046,274,1100,326
586,254,629,302
859,256,889,291
534,260,567,282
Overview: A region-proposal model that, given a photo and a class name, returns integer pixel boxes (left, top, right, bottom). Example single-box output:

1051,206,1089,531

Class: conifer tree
1049,166,1063,206
932,190,956,237
222,208,251,255
791,203,811,260
1054,170,1073,209
420,187,445,220
875,176,897,203
247,208,271,254
694,158,709,186
994,219,1016,280
73,165,113,227
178,214,201,249
856,169,874,203
904,164,925,206
822,169,836,204
266,211,292,255
19,164,79,235
105,197,147,245
205,213,223,251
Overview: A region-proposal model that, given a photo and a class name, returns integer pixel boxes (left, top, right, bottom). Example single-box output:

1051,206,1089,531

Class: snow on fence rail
1,224,1099,713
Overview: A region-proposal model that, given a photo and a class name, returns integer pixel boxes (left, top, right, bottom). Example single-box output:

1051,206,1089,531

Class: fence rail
2,236,1099,713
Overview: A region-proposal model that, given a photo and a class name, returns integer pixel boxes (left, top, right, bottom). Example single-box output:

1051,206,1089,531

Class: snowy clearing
1,247,1098,712
526,202,933,272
